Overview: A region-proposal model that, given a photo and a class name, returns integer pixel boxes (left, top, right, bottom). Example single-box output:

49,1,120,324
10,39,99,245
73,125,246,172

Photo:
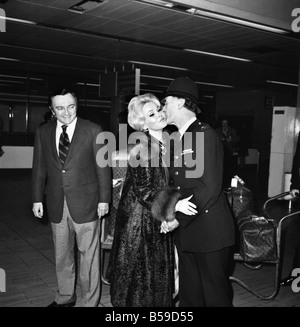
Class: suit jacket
170,119,235,253
32,117,111,224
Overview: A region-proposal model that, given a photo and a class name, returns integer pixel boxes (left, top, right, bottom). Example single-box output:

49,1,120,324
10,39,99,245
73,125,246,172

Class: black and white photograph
0,0,300,310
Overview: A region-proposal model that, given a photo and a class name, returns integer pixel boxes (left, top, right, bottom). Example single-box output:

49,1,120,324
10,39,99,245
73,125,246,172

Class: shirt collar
56,117,77,131
178,117,197,139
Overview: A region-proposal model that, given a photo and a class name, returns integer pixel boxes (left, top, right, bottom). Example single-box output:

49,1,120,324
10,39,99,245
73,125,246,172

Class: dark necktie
59,125,70,165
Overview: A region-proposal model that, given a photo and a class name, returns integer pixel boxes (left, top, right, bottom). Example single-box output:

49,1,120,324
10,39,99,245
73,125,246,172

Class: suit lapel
63,118,87,166
47,120,61,167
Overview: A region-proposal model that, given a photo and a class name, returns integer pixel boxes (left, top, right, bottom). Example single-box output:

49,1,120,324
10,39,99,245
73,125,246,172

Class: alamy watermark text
0,268,6,292
292,8,300,32
0,8,6,32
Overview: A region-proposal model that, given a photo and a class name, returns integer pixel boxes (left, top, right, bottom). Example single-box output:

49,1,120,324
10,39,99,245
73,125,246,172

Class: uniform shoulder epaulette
199,122,210,131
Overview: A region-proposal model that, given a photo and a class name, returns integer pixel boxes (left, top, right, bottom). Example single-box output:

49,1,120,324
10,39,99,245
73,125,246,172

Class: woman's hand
175,195,198,215
160,219,180,233
160,220,169,234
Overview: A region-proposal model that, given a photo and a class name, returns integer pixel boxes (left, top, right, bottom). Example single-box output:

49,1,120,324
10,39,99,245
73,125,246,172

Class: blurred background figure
238,121,250,169
216,118,240,188
40,111,54,126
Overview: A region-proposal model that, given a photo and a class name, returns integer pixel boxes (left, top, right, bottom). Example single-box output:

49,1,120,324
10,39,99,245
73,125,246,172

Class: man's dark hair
161,96,200,114
48,88,78,109
183,97,201,114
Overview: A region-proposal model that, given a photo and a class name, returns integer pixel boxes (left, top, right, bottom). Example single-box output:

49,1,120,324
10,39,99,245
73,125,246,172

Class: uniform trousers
176,242,233,307
51,199,100,307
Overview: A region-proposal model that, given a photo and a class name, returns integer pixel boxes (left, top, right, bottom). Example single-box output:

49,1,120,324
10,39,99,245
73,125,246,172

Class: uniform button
205,210,208,213
177,186,181,190
175,156,179,160
175,171,179,175
62,170,66,173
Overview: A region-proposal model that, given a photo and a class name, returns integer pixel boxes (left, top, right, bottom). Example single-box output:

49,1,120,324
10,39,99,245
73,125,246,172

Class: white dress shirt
55,118,77,155
178,117,197,139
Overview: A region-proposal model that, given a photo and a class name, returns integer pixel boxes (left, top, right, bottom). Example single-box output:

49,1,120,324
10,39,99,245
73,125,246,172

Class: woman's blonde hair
127,93,161,131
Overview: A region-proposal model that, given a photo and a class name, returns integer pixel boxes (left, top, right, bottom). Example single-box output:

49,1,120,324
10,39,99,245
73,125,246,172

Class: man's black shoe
47,301,76,307
280,275,296,286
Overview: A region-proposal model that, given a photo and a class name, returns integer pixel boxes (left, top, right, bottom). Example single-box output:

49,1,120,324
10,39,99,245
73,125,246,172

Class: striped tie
59,125,70,165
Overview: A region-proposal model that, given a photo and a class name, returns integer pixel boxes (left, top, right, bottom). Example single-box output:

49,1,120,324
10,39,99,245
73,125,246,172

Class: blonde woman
107,93,196,307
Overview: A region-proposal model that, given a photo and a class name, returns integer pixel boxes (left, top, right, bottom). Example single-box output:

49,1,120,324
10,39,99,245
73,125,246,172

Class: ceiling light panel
266,80,298,87
138,0,174,7
184,49,251,62
69,0,107,14
136,0,288,34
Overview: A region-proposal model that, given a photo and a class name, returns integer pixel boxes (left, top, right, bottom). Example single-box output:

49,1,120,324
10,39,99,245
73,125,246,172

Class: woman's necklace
158,140,166,155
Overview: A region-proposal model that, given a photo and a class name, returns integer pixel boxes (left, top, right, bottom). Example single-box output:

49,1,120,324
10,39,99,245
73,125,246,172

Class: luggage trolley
230,191,300,300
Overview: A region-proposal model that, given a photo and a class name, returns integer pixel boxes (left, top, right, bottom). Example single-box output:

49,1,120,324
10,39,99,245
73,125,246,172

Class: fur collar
151,186,182,222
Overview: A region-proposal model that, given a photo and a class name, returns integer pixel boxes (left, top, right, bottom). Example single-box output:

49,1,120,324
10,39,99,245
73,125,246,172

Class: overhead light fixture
0,74,25,79
137,0,173,7
141,74,232,88
29,77,44,81
141,74,173,81
195,81,233,88
69,0,107,14
0,15,36,25
183,49,251,62
77,82,99,87
266,80,298,87
0,79,24,84
140,88,164,93
136,0,288,35
129,60,188,71
0,74,44,81
186,8,288,34
0,57,20,62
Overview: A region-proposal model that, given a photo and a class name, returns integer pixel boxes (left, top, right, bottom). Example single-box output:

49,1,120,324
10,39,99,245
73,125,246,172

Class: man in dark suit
32,89,111,307
162,77,235,307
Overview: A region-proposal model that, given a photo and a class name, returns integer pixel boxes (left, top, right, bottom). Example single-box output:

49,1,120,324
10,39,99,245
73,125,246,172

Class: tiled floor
0,169,300,307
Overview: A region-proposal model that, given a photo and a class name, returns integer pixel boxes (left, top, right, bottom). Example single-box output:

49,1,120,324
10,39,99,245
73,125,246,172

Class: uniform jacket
32,117,111,224
170,119,235,253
